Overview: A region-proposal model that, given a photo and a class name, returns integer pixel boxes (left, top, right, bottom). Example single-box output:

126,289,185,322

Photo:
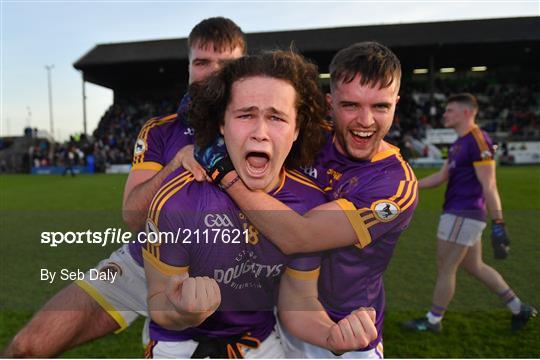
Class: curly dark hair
189,50,329,168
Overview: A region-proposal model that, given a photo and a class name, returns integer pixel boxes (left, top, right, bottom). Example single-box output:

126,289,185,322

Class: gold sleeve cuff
285,267,320,281
142,248,188,276
473,159,495,167
131,161,164,172
335,198,372,249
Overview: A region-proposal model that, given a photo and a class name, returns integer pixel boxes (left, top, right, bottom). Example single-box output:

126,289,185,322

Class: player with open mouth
142,51,378,358
191,42,416,359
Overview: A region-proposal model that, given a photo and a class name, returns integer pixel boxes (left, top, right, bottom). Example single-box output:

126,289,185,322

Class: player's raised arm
418,160,449,189
217,155,417,255
278,268,377,354
223,177,358,254
122,145,190,231
142,188,220,330
122,113,198,231
144,265,220,331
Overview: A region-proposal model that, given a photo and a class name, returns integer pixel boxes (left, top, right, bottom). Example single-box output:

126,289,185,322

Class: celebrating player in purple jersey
143,51,378,358
3,17,246,358
402,93,536,333
189,42,418,358
123,17,246,232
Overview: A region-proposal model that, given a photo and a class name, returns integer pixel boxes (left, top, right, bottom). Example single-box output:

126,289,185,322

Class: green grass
0,168,539,358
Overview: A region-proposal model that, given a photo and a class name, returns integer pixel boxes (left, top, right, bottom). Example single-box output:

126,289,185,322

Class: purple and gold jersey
131,95,194,172
444,125,495,221
303,134,418,350
143,169,325,342
128,94,193,257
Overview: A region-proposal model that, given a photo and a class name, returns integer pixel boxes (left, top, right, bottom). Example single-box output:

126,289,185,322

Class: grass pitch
0,167,538,357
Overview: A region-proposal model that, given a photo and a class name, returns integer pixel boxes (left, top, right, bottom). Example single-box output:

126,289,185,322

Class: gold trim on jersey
132,114,178,165
285,170,324,193
147,171,192,223
473,159,495,167
335,198,372,249
142,248,189,276
470,125,489,154
389,181,406,202
74,280,128,333
271,169,287,195
149,176,195,226
400,180,418,212
333,150,418,246
285,267,320,280
371,145,400,162
131,161,164,172
392,152,418,212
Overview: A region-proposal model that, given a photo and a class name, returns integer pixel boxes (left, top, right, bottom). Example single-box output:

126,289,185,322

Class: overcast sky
1,1,538,141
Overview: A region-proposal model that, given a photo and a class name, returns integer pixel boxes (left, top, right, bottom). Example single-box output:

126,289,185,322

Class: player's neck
262,168,286,193
455,120,476,137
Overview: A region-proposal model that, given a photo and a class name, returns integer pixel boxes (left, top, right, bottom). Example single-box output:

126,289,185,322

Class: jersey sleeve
131,114,177,172
335,160,418,249
285,252,321,281
470,127,495,166
142,172,195,275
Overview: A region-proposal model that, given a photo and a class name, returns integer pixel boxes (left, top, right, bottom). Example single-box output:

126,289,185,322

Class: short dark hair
329,41,401,91
189,50,328,168
188,17,246,56
447,93,478,110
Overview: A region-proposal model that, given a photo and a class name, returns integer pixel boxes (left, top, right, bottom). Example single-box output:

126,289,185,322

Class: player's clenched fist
165,275,221,327
326,308,377,355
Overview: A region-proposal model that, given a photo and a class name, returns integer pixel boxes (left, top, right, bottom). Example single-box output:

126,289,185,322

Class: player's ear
326,93,334,117
220,123,225,136
326,93,333,108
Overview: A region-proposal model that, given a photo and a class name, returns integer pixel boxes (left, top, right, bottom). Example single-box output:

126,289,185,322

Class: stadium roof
74,16,540,93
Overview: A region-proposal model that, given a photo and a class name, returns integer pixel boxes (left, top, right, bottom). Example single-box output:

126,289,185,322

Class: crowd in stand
1,77,538,173
91,97,177,167
393,79,540,145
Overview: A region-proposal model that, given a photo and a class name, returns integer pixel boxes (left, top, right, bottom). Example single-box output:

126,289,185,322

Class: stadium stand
91,97,176,166
72,16,539,170
3,17,539,173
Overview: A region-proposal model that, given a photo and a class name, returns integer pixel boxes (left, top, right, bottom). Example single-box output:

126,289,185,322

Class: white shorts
277,320,383,359
75,244,148,333
146,331,285,359
437,213,487,247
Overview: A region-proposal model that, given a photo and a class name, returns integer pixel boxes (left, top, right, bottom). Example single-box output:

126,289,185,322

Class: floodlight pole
26,106,32,127
45,65,55,139
81,72,87,136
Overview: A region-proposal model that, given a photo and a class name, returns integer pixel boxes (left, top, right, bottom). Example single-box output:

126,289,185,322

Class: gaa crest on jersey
204,214,234,227
300,166,318,179
134,138,146,155
371,199,400,222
